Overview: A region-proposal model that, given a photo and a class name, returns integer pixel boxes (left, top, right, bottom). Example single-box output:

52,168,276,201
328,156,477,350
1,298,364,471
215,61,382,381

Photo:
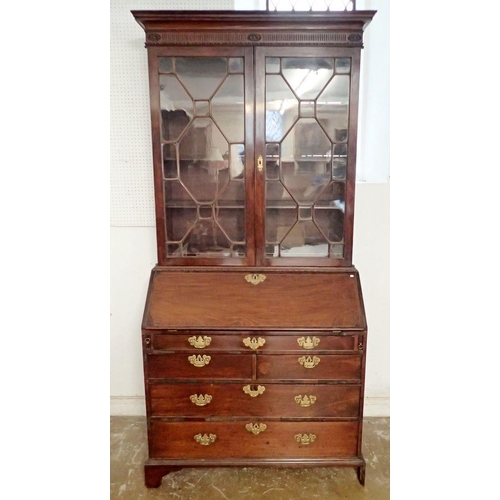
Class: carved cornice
144,30,363,47
133,10,376,48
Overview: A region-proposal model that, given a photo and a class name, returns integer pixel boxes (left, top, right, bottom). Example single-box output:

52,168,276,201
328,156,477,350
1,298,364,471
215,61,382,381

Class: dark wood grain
145,270,365,329
150,332,357,352
148,353,253,380
149,382,360,417
132,8,376,488
149,420,358,459
257,354,361,381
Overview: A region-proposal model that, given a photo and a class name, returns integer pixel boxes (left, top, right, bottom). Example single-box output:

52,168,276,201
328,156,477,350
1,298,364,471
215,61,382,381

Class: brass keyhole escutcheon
257,155,263,172
245,273,266,285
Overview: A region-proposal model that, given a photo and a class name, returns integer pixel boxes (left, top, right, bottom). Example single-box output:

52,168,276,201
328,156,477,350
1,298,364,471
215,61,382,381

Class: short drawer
149,383,360,418
150,333,247,351
149,420,358,459
147,354,252,379
257,355,361,381
260,334,357,352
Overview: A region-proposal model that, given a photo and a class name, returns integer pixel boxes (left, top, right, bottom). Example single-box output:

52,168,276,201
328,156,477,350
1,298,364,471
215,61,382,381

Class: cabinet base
144,457,366,488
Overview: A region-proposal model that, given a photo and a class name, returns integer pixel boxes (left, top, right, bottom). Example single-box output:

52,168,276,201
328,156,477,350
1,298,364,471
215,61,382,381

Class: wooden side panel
145,270,365,329
149,383,360,417
149,421,358,459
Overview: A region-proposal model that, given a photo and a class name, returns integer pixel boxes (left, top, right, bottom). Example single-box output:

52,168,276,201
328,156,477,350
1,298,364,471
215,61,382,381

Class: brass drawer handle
243,385,266,397
294,395,317,407
243,337,266,350
245,273,266,285
194,433,216,446
298,356,320,368
190,394,212,406
188,335,212,349
188,354,211,367
297,336,320,349
295,433,316,445
245,423,267,435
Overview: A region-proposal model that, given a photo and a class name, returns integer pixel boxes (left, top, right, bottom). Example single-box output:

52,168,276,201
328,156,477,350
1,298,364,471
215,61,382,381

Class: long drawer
150,332,359,352
148,354,252,379
149,420,358,459
257,354,362,380
149,383,360,417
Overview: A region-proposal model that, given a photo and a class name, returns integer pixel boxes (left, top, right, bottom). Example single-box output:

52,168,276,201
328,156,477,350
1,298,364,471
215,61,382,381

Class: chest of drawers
142,267,367,487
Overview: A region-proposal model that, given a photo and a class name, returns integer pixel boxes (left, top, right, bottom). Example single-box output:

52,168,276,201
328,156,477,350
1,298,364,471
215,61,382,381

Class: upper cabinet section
132,10,375,267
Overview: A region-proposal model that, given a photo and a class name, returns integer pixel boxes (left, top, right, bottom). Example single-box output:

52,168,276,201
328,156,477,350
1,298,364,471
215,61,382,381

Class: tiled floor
111,417,389,499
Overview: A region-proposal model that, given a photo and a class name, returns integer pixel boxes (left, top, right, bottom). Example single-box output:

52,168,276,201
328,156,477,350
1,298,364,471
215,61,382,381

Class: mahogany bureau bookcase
132,8,376,488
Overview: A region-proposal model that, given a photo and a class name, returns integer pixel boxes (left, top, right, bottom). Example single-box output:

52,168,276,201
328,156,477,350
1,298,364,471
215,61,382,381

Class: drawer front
257,355,361,380
152,333,246,351
150,333,357,352
149,421,358,459
147,354,252,379
261,334,356,352
149,383,360,418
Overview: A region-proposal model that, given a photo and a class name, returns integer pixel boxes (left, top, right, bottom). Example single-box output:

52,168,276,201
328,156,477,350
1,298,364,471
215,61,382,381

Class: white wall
111,0,389,416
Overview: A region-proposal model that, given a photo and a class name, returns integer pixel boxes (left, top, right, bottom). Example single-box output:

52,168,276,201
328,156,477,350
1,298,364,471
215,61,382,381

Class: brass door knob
188,354,211,367
245,423,267,435
188,335,212,348
243,385,266,397
297,336,320,349
190,394,212,406
295,433,316,445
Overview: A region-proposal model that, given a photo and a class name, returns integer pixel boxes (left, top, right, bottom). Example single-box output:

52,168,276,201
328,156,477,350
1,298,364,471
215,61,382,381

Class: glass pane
162,144,177,179
282,58,334,100
313,208,344,242
280,221,329,257
317,75,350,143
218,180,245,206
217,208,245,242
266,143,280,180
281,118,331,205
212,75,245,143
229,144,245,180
159,75,193,142
159,57,173,73
229,58,244,73
182,220,231,257
315,182,345,210
165,206,197,241
335,58,351,74
266,181,294,207
266,74,298,142
266,57,280,74
266,208,297,244
330,244,344,258
175,57,227,99
194,101,210,116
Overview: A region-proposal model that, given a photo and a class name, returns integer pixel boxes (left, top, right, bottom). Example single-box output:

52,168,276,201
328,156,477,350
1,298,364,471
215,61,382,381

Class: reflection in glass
316,182,345,210
159,57,173,73
229,144,245,180
175,57,227,99
159,75,193,142
281,221,329,257
280,118,331,205
317,75,350,143
194,101,210,116
282,58,333,100
266,57,280,73
335,58,351,74
314,208,344,242
229,58,244,73
330,244,344,258
160,57,246,259
266,75,298,142
212,75,244,143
